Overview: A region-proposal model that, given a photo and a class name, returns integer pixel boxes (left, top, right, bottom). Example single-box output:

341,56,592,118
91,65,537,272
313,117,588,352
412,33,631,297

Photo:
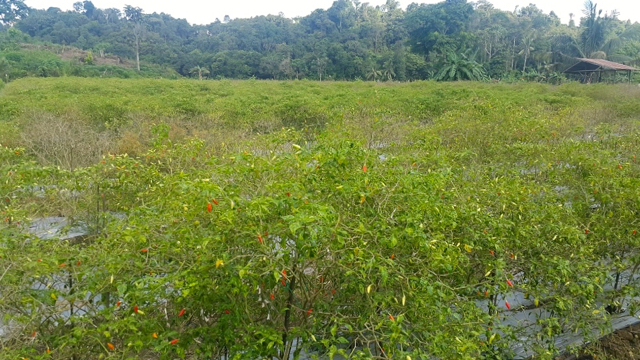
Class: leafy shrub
1,79,640,359
20,112,113,169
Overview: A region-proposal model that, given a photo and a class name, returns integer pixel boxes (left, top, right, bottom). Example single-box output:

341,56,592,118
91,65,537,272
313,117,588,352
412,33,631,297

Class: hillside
7,0,640,82
21,43,132,67
0,32,179,83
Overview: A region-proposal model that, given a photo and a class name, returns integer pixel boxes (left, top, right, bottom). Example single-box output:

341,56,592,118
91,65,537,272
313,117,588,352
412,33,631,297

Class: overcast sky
24,0,640,26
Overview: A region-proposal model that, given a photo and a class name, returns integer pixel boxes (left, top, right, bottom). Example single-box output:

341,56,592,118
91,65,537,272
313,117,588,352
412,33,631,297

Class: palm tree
189,66,210,80
519,32,536,74
366,67,382,81
580,1,607,58
382,59,395,81
435,51,487,81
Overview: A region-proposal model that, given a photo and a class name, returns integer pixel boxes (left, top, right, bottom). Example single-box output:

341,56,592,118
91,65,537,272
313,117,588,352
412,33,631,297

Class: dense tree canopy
3,0,640,81
0,0,28,26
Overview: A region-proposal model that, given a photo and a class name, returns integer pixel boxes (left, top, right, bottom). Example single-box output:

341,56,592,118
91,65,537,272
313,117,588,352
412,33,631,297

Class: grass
1,78,639,359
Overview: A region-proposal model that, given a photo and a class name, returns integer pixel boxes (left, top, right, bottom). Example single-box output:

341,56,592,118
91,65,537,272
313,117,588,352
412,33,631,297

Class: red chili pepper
32,331,36,338
37,259,42,262
484,290,488,297
258,235,263,244
58,263,66,268
178,308,185,317
116,301,122,307
618,164,623,170
505,301,511,310
212,198,219,205
585,229,590,234
224,309,230,314
490,250,495,256
281,279,287,287
510,253,514,259
282,270,287,280
207,203,213,213
331,289,336,295
389,314,395,321
170,339,179,345
270,293,274,300
362,165,367,173
107,342,115,350
76,260,81,266
134,305,139,313
286,192,291,197
141,248,148,253
306,308,313,316
507,279,513,287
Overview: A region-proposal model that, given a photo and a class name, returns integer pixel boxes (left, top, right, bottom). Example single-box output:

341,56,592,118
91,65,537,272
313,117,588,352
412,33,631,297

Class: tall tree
405,0,474,56
0,0,28,26
580,1,607,57
124,5,143,72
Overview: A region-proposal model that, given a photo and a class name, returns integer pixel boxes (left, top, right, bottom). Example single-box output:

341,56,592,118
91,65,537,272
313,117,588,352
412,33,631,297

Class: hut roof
564,58,638,73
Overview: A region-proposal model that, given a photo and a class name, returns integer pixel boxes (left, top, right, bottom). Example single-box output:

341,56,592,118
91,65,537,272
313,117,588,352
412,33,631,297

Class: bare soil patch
20,43,134,68
559,322,640,360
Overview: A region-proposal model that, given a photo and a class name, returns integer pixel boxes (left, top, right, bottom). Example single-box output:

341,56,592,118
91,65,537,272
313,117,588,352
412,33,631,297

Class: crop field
1,78,640,359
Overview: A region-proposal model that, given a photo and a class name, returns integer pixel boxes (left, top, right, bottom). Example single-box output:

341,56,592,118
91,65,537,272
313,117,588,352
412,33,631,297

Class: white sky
24,0,640,26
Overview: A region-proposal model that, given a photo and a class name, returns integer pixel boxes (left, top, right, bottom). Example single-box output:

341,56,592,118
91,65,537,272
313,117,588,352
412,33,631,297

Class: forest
1,0,640,82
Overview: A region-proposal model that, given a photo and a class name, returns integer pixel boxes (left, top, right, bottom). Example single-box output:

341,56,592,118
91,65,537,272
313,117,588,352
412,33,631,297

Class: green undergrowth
0,78,639,359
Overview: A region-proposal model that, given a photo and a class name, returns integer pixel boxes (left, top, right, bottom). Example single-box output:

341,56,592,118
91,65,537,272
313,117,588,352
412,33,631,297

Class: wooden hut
563,58,637,83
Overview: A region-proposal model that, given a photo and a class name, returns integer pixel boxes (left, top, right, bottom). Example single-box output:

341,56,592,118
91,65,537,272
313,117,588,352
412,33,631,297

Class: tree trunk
135,36,140,72
511,38,516,71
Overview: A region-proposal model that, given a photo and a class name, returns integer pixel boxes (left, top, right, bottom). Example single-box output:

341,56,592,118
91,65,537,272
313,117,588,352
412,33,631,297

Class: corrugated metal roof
578,58,637,71
566,58,638,72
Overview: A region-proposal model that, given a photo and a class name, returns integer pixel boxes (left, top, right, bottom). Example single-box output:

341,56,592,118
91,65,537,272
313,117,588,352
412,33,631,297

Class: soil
20,43,135,68
558,322,640,360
